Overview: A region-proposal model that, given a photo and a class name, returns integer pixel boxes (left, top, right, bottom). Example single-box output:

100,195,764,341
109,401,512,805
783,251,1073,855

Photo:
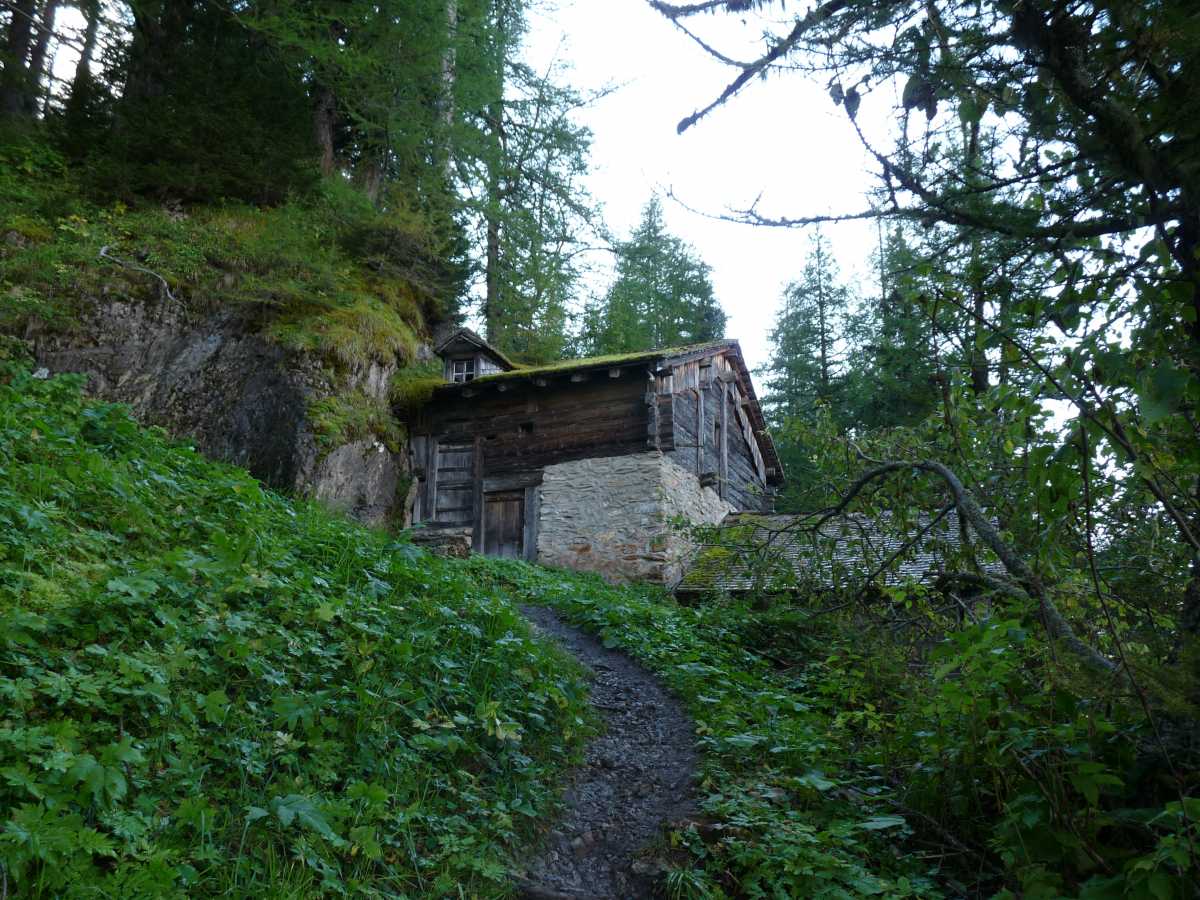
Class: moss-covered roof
439,339,734,388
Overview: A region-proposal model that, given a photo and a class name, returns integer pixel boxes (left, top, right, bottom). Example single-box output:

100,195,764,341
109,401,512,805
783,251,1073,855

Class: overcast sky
522,0,890,372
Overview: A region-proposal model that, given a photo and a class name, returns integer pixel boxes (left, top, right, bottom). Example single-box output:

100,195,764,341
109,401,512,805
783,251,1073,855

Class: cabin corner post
523,483,540,562
646,370,661,450
719,381,730,501
426,436,439,523
471,435,484,552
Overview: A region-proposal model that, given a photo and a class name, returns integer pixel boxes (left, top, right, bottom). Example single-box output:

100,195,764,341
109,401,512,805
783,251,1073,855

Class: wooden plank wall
412,373,653,538
429,375,650,474
662,353,770,512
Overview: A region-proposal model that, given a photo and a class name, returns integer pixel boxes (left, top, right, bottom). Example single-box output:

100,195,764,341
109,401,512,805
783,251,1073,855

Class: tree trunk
485,197,502,341
969,279,989,396
361,154,384,206
0,0,38,116
314,86,336,177
818,287,831,400
440,0,457,167
70,0,100,96
24,0,60,116
483,91,505,343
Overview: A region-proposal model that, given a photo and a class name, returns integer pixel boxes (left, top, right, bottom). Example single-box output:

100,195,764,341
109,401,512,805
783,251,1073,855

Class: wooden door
434,442,474,525
483,491,524,558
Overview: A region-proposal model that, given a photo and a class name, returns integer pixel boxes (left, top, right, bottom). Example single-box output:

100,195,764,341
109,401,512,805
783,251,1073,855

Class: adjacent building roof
676,509,1003,596
431,338,783,485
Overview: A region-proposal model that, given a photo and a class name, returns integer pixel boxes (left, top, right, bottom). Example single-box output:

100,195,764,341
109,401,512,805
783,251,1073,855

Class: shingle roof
675,509,1004,595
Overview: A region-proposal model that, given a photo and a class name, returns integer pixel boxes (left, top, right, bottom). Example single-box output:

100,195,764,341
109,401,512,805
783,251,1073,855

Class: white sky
522,0,888,373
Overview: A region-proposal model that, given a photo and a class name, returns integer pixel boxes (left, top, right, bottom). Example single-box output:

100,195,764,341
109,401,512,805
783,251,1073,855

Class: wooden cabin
404,330,782,585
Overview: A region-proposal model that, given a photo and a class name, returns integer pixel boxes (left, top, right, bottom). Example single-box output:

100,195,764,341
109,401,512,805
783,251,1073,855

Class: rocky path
515,605,698,900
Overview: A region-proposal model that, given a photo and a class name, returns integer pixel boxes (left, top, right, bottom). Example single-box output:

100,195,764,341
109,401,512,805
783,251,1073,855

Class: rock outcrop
24,293,409,526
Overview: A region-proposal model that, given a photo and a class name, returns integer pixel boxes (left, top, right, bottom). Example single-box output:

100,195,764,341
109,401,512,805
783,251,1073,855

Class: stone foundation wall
536,452,733,585
658,455,737,586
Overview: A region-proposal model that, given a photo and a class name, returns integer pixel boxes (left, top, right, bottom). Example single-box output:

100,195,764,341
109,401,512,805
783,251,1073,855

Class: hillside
0,348,592,897
1,131,455,525
5,350,1194,898
0,351,946,898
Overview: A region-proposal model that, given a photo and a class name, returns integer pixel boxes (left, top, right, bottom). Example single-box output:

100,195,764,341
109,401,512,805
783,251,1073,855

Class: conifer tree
582,198,725,354
761,230,848,426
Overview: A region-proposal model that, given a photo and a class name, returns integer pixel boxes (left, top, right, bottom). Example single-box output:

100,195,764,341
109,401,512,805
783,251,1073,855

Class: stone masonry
536,452,733,585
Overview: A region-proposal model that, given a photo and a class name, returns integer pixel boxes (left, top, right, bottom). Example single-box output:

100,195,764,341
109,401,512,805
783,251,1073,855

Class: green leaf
203,689,230,724
858,815,907,831
1137,363,1191,423
271,795,344,845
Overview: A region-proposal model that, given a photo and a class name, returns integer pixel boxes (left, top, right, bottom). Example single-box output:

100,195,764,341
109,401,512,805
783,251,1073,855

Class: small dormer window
451,358,476,383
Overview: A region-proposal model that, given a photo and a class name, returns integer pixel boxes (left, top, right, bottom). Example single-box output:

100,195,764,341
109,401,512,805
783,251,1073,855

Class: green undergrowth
470,560,937,898
471,559,1198,900
0,357,592,898
0,129,451,371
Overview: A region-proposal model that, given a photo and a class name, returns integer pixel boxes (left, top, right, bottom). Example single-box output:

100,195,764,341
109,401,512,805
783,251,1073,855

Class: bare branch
98,246,177,302
666,0,853,134
798,456,1127,683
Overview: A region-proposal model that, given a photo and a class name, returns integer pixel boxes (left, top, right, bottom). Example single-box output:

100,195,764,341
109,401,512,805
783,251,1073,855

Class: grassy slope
0,349,941,900
0,355,593,898
0,131,451,454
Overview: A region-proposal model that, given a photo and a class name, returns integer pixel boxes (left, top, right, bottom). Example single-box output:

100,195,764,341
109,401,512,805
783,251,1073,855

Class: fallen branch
801,457,1126,684
98,245,176,302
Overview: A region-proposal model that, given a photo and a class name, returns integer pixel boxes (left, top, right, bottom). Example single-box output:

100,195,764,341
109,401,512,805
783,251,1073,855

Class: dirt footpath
515,605,699,899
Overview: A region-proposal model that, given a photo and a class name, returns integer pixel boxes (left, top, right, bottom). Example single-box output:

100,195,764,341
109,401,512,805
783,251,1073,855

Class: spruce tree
582,197,725,354
761,230,848,426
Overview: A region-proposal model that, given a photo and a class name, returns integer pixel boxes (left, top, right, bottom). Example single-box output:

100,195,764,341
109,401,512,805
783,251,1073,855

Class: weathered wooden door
434,442,474,526
483,491,524,558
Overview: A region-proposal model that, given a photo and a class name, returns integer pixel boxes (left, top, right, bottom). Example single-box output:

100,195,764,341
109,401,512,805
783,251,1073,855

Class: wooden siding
423,375,650,475
412,372,653,547
661,353,770,512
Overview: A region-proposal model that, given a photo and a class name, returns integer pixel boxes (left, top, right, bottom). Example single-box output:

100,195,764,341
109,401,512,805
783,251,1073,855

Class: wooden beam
471,436,483,553
646,387,660,450
427,437,439,524
484,472,543,492
719,382,729,500
523,484,541,562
